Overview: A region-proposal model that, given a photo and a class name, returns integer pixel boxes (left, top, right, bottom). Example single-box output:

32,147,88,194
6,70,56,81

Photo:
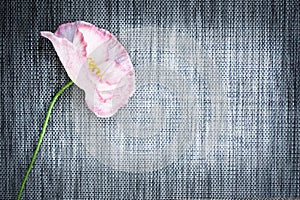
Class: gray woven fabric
1,0,299,199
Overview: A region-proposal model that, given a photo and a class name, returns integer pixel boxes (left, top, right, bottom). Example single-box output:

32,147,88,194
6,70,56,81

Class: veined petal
85,88,130,118
73,29,87,57
76,22,113,56
53,21,88,57
78,22,135,117
54,21,79,42
88,39,133,73
40,31,91,89
84,69,135,118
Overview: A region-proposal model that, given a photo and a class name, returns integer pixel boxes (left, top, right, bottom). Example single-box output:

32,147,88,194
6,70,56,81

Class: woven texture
1,0,299,199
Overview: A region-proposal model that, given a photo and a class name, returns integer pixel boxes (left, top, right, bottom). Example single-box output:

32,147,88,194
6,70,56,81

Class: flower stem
17,81,74,200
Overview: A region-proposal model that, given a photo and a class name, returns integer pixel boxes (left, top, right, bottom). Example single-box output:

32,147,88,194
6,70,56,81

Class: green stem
17,81,74,200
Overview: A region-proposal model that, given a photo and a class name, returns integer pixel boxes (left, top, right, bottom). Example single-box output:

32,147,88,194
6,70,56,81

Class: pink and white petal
99,61,124,83
40,31,91,89
87,49,135,112
88,36,134,73
96,78,128,92
87,66,135,105
54,21,80,42
86,59,133,89
84,72,135,118
87,41,110,66
114,53,134,72
113,71,135,98
100,74,135,102
76,22,114,55
85,93,126,118
85,60,122,88
123,71,135,97
84,91,116,118
72,29,87,57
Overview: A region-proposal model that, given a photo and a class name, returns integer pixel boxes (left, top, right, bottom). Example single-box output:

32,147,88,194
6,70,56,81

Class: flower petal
73,29,87,57
53,22,88,57
40,31,91,90
54,21,79,42
76,22,113,56
84,67,135,118
88,39,133,74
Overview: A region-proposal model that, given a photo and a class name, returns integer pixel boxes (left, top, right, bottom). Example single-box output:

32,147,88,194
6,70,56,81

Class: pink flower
41,21,135,117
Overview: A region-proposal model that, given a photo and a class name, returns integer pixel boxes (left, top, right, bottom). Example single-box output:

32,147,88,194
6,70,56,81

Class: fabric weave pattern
1,0,299,199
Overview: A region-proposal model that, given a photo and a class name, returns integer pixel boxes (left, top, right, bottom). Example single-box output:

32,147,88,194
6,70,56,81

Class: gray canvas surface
1,0,299,199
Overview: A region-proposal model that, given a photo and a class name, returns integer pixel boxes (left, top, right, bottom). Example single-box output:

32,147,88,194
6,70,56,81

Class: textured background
1,0,299,199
